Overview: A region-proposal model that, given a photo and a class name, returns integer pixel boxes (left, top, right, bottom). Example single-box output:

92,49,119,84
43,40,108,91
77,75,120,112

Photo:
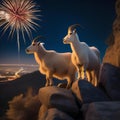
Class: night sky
0,0,116,64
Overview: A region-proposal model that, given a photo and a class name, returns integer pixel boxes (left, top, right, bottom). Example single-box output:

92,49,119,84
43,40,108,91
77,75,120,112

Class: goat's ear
37,42,41,46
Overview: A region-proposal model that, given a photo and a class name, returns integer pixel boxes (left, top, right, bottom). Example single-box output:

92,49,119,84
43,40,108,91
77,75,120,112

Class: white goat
63,24,100,86
26,36,77,89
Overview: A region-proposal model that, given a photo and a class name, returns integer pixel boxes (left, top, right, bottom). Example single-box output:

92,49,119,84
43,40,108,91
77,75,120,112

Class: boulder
45,108,74,120
38,104,48,120
38,86,79,117
99,63,120,100
38,105,77,120
71,80,109,105
82,102,120,120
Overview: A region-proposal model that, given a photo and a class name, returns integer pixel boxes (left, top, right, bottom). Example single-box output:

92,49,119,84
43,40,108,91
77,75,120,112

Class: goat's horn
68,24,81,32
33,36,45,42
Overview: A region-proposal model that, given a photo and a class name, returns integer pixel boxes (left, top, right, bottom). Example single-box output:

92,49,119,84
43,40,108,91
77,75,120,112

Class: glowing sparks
0,0,41,52
0,11,10,21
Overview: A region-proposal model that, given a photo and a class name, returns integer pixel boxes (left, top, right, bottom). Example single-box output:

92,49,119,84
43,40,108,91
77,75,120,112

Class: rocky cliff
103,0,120,67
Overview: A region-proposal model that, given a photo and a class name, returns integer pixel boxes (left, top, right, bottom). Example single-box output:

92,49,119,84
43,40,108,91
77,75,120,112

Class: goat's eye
32,43,35,46
69,33,72,35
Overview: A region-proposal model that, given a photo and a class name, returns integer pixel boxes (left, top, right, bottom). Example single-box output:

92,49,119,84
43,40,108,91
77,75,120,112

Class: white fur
63,28,100,86
26,41,77,89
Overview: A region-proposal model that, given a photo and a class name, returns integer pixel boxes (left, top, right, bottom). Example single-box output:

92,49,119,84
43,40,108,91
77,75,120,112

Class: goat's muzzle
25,49,29,54
63,38,67,44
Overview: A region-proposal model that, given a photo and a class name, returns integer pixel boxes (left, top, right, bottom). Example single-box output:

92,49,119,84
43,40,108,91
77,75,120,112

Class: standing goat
26,36,77,89
63,24,100,86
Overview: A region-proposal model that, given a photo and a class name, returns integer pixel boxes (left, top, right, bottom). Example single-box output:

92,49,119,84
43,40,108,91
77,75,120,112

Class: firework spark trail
0,0,41,52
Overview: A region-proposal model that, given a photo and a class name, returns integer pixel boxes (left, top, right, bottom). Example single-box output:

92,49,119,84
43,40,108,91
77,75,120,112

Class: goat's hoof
49,83,54,86
77,77,82,80
66,86,71,89
45,84,49,87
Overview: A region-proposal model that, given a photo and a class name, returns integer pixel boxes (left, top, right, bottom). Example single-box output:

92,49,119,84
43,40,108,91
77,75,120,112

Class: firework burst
0,0,41,52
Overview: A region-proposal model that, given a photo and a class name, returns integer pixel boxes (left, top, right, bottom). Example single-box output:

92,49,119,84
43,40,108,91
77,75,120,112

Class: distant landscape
0,64,39,81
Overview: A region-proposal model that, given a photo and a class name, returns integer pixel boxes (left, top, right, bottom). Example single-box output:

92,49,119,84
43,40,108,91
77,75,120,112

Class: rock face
38,104,48,120
38,82,110,120
99,63,120,100
43,108,74,120
103,0,120,67
82,102,120,120
71,80,109,105
99,0,120,101
38,86,79,118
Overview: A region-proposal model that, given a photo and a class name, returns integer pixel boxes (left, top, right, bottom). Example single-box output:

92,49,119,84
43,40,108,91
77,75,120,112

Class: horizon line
0,63,38,67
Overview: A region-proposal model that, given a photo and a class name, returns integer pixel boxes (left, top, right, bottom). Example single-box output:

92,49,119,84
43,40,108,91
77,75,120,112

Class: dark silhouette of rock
99,63,120,100
38,106,74,120
0,71,45,116
45,108,74,120
38,104,75,120
71,80,109,105
38,86,79,117
82,102,120,120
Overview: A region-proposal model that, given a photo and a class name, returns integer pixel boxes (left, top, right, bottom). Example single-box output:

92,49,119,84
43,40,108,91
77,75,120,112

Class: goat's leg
67,73,76,89
49,78,53,86
90,70,96,86
94,70,99,86
66,78,73,89
77,71,81,80
77,65,82,80
82,65,87,80
89,71,93,82
45,77,49,87
46,72,54,86
86,70,92,82
45,77,53,86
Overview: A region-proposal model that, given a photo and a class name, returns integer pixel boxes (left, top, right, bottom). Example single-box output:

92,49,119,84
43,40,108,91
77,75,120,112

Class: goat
63,24,100,86
26,36,77,89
